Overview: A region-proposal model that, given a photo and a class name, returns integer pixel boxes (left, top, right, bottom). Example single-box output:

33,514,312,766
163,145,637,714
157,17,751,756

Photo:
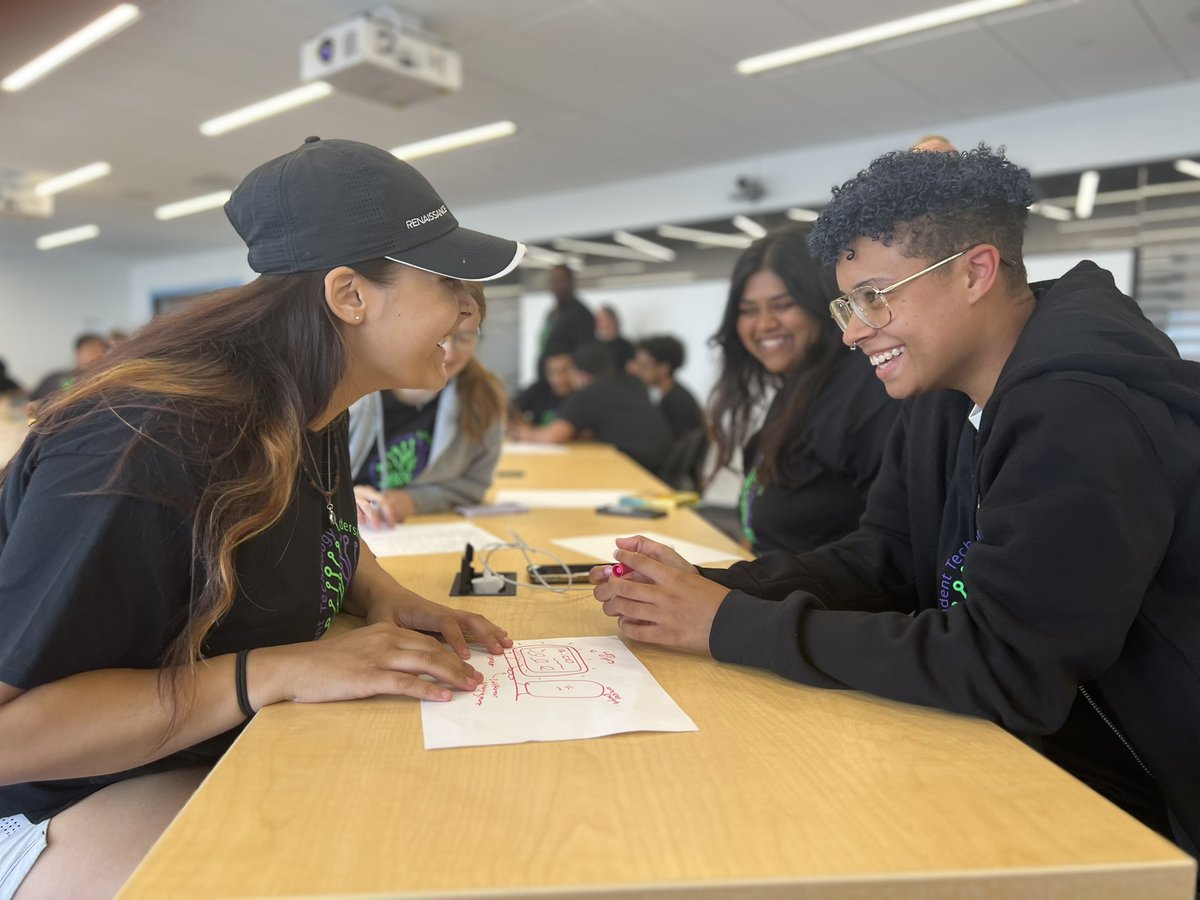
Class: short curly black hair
809,145,1034,281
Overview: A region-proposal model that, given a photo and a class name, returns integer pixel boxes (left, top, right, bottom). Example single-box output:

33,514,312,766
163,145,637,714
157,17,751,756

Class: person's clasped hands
589,534,730,652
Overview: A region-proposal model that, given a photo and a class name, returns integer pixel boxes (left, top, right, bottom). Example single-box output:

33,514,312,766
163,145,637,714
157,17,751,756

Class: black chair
658,427,709,491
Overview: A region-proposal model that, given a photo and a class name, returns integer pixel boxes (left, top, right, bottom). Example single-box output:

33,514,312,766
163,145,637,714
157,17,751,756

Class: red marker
611,563,630,577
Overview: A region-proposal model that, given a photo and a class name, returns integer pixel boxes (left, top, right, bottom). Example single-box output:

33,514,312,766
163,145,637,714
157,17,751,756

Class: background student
0,137,520,898
594,304,636,373
350,281,507,527
26,332,110,405
593,147,1200,862
513,340,576,426
511,341,673,476
708,224,898,555
631,335,704,440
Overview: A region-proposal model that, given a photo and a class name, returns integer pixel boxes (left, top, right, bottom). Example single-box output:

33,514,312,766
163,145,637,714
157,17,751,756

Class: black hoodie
705,262,1200,852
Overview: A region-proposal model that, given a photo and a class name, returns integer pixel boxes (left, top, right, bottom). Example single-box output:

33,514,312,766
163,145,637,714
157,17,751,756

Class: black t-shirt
659,382,704,440
353,391,440,488
601,337,635,373
739,354,898,555
557,373,674,474
516,381,562,426
0,404,359,821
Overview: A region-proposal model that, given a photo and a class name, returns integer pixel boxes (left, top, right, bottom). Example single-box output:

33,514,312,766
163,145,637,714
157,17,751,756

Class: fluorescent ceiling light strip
154,191,232,220
1075,170,1100,219
200,82,333,136
1028,201,1072,222
521,244,568,267
786,207,820,222
1174,159,1200,180
552,237,661,262
596,271,696,288
391,121,517,161
1043,180,1200,207
737,0,1030,75
34,161,112,197
612,230,675,262
36,224,99,250
2,4,141,92
732,215,767,239
656,224,753,249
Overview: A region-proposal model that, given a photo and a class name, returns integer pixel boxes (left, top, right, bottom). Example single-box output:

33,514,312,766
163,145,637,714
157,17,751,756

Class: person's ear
963,244,1002,305
323,266,366,325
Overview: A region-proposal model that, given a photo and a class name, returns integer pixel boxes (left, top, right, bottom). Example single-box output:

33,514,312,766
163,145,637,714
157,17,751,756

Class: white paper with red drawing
419,636,697,749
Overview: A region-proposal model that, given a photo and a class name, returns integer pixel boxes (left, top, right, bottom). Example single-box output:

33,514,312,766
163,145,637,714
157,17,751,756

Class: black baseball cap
224,136,525,280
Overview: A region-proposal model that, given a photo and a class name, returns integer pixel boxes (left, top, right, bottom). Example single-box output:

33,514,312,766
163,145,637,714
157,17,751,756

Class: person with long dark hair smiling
708,224,898,555
0,137,523,897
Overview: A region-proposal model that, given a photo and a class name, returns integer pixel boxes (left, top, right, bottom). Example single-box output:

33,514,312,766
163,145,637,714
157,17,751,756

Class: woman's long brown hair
6,259,410,711
455,282,506,441
707,226,843,486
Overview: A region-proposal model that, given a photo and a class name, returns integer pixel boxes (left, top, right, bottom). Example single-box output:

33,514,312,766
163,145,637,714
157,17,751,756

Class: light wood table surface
120,444,1196,898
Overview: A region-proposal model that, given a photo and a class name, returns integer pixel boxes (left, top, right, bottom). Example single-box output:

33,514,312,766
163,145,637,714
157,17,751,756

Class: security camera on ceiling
733,176,766,203
300,5,462,107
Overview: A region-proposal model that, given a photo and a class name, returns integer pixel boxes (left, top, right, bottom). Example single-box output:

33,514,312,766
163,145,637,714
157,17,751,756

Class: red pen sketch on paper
490,643,622,705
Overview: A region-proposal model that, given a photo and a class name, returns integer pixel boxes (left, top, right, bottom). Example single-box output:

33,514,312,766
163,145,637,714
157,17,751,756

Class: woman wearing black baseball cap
0,138,524,896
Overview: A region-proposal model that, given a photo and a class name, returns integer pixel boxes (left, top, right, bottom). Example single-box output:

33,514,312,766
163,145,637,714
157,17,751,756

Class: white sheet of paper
360,521,503,558
552,531,741,566
421,636,697,750
493,489,633,509
500,441,570,455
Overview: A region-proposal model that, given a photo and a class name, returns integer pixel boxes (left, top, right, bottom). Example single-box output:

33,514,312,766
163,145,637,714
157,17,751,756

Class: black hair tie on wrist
235,649,255,720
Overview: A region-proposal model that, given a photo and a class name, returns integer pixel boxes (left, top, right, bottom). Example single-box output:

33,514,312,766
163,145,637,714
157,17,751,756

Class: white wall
1025,249,1134,295
128,247,254,321
0,249,134,388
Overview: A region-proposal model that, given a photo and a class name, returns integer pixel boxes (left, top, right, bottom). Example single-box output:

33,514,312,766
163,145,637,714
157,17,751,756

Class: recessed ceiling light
154,191,232,220
36,224,100,250
2,4,141,92
391,121,517,161
34,162,112,197
200,82,333,136
736,0,1031,75
612,230,675,262
1075,170,1100,219
656,224,753,249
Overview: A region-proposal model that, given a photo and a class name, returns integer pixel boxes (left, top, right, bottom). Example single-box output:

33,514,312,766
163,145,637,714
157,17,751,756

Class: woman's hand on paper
366,585,512,660
253,623,484,705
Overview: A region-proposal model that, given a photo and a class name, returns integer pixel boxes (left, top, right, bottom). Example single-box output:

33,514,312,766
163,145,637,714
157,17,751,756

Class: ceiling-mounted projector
300,6,461,107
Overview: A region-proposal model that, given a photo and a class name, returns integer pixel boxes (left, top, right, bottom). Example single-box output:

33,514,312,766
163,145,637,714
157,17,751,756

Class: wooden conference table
120,444,1195,898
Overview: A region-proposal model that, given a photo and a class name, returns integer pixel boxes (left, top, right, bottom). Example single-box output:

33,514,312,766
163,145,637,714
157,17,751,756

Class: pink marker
611,563,630,577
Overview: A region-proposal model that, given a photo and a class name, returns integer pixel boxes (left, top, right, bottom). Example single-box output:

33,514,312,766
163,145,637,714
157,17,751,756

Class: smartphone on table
595,504,667,519
526,563,596,585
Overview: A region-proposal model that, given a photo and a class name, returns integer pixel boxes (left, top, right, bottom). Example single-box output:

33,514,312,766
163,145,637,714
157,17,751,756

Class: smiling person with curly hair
592,146,1200,862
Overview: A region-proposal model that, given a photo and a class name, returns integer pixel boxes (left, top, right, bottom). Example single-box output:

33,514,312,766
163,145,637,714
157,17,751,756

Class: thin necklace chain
301,423,341,527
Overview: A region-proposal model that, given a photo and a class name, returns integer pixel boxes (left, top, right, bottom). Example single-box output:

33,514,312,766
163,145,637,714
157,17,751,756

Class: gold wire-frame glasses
828,246,1014,333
